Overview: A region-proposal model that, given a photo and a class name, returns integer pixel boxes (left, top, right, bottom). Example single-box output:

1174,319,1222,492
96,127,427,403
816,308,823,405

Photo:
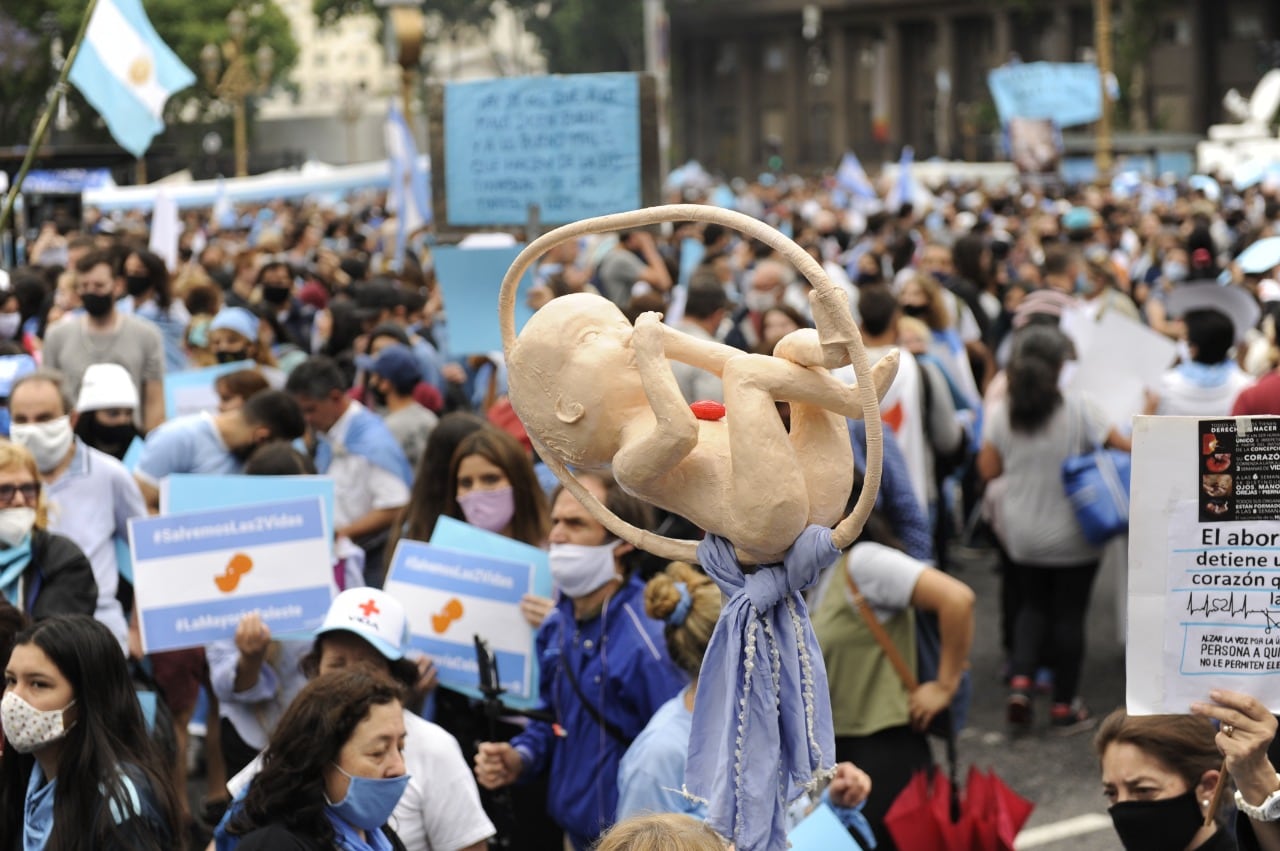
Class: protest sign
432,245,536,354
430,73,658,227
1067,310,1177,430
385,540,538,699
1128,415,1280,713
163,474,335,556
987,62,1102,128
163,360,255,420
787,803,860,851
129,497,332,654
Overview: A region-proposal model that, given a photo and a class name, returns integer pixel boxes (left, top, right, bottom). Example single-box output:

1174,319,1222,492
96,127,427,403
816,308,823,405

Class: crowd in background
1,164,1280,850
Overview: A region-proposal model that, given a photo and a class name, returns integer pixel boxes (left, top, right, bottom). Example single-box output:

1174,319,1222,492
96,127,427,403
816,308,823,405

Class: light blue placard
165,474,335,557
430,515,552,596
163,360,255,420
679,237,706,287
385,540,537,697
787,803,859,851
987,62,1102,128
428,516,552,708
131,497,326,560
444,73,642,226
121,436,145,473
432,245,535,355
129,496,333,654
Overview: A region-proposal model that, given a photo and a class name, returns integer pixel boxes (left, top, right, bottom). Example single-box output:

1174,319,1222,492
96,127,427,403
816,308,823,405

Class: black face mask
81,293,114,318
216,350,250,364
125,275,151,298
261,284,292,306
79,419,138,460
901,303,929,319
368,382,388,408
1109,791,1205,851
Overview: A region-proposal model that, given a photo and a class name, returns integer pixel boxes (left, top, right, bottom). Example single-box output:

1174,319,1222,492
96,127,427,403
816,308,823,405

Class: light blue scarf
0,534,34,609
684,526,838,851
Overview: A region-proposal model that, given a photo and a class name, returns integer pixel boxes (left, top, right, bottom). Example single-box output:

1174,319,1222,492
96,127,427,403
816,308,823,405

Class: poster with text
384,539,538,699
129,497,333,654
1129,415,1280,713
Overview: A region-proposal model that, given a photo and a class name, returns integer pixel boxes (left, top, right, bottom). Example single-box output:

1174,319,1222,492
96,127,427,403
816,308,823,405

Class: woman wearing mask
226,669,413,851
898,272,984,405
213,588,495,851
978,325,1129,731
0,614,181,849
1097,689,1280,851
0,441,96,621
443,428,549,548
208,306,280,371
122,248,191,373
73,363,140,461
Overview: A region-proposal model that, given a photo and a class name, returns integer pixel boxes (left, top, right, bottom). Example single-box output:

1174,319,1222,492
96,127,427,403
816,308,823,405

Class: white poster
1128,415,1280,713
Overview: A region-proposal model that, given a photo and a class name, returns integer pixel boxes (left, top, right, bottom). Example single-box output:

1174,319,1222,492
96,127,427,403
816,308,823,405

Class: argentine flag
69,0,195,158
835,151,876,203
384,101,432,271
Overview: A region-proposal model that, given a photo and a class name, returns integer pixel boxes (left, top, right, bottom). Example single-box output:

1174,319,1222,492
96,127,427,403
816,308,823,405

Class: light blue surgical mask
326,763,410,832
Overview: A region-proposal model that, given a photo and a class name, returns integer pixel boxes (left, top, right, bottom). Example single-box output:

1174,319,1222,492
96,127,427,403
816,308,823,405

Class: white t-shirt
227,710,495,851
837,348,928,512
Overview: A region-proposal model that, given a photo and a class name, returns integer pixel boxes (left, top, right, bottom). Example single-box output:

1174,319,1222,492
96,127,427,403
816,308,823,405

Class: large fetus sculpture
498,204,893,851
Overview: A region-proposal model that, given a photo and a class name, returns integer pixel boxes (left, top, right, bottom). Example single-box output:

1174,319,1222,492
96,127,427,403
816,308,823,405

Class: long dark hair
228,670,405,845
129,248,174,311
389,412,488,560
1006,325,1072,433
0,615,181,851
443,428,549,546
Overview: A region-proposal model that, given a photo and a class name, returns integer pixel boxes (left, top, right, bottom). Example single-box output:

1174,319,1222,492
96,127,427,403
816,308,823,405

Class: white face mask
0,508,36,548
744,289,778,313
1,691,75,754
549,541,620,599
9,416,73,473
0,313,21,340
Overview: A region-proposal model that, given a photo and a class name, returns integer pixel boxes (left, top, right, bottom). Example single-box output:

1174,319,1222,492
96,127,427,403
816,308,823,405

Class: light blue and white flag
835,151,876,202
68,0,195,158
384,101,432,271
886,145,915,210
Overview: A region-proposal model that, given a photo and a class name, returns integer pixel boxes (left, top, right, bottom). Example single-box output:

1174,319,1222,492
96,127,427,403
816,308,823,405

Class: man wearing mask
43,249,166,433
256,261,313,354
133,389,306,512
8,370,146,653
356,344,438,468
72,363,140,461
725,259,790,351
286,356,412,584
474,473,685,850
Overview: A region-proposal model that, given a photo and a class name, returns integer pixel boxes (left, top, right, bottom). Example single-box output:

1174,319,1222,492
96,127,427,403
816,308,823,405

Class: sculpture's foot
808,286,861,370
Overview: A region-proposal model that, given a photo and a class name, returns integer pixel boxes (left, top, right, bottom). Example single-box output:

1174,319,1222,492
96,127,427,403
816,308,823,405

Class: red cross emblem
358,599,380,617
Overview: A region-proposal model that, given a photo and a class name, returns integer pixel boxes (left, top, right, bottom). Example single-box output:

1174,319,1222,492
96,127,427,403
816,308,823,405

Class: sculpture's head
508,293,646,468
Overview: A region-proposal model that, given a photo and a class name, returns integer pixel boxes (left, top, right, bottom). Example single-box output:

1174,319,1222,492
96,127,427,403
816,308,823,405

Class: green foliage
509,0,645,73
0,0,297,146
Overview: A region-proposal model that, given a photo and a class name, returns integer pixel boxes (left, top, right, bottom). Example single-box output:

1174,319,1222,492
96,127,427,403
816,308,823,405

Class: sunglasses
0,482,40,506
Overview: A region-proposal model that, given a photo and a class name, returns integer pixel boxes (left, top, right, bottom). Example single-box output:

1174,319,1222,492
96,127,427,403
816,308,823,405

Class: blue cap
209,307,260,342
356,344,421,392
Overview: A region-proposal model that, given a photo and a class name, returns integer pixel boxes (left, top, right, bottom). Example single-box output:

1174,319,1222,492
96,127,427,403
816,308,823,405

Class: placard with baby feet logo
128,496,333,654
385,539,537,699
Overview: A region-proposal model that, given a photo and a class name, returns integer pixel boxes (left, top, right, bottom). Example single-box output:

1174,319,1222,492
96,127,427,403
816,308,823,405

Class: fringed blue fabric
684,525,839,851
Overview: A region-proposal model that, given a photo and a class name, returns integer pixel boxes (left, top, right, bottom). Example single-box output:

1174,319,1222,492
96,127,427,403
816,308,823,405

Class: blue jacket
512,576,686,849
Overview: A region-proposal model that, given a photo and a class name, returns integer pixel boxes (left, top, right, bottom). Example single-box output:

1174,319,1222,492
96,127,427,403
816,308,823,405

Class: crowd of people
0,165,1279,851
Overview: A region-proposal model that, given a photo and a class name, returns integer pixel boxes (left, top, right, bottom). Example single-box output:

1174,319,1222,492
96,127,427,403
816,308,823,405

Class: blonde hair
594,813,727,851
0,441,48,529
644,562,721,679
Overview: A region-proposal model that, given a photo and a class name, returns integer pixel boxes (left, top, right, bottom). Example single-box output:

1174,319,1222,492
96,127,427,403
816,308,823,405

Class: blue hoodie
512,575,686,850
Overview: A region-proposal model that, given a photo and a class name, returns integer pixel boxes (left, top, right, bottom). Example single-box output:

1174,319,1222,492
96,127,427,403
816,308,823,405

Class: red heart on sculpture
690,400,727,421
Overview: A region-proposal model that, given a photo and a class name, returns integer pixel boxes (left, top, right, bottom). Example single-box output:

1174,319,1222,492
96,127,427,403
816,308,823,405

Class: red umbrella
885,766,1034,851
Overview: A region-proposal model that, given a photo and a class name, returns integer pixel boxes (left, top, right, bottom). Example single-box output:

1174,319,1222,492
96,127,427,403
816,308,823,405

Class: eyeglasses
0,483,40,506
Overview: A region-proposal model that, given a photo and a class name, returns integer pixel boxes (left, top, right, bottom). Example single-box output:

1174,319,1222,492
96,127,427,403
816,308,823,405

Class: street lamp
375,0,425,121
202,9,275,177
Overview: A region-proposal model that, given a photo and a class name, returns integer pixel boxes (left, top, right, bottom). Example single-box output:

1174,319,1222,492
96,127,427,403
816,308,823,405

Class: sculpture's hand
633,310,667,358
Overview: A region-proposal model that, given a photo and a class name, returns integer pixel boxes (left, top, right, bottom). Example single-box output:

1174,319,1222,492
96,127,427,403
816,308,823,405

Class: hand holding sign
1191,689,1280,807
235,612,272,660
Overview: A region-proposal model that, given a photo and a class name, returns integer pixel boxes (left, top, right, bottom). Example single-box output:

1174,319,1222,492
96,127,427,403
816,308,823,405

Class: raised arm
613,312,698,479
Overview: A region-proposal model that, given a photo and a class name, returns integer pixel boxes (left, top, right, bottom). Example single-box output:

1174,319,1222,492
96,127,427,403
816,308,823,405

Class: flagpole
0,0,102,236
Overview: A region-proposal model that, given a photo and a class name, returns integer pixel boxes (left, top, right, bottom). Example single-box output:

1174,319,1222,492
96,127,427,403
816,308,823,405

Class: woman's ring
1223,723,1235,737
